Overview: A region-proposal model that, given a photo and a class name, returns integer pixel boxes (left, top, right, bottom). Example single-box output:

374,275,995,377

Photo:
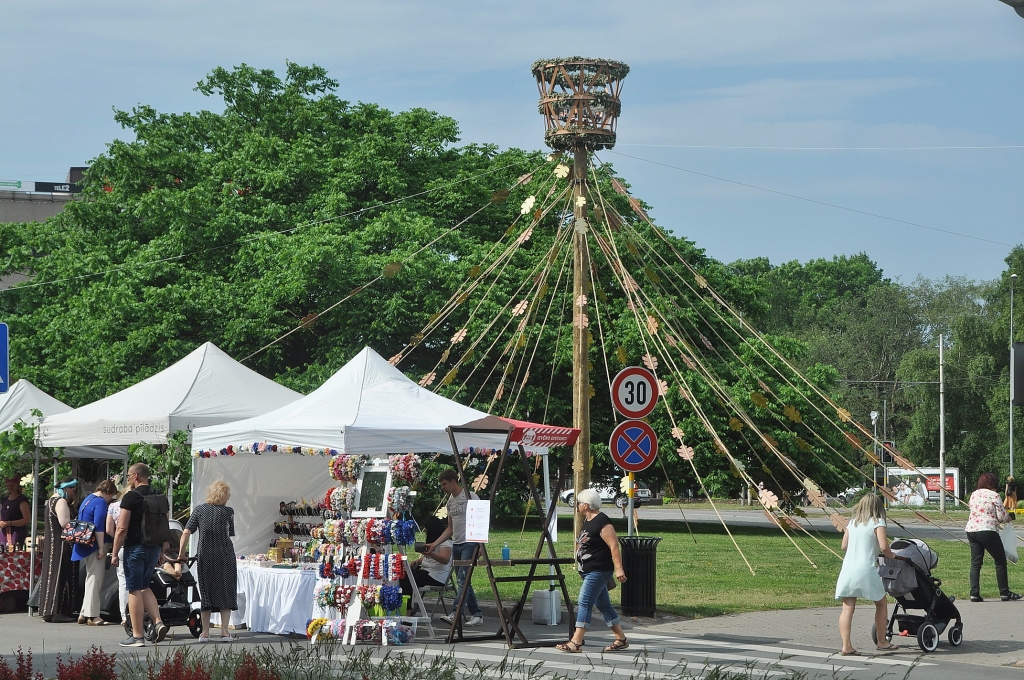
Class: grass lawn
472,516,1010,619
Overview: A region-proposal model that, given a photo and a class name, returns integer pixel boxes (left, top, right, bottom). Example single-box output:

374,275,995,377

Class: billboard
886,467,959,504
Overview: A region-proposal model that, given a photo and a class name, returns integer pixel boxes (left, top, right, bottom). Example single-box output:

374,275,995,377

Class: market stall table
0,552,41,594
223,563,323,635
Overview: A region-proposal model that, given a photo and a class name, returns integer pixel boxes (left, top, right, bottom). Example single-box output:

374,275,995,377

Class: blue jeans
124,544,161,592
576,570,620,629
452,542,482,617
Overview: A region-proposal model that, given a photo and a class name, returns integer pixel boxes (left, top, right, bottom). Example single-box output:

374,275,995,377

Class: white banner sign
465,499,491,543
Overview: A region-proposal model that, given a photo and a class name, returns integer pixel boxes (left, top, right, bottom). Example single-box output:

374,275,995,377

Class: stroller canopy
892,538,939,575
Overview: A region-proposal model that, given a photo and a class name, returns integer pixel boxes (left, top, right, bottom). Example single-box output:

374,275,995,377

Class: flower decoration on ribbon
329,455,368,483
389,454,421,485
388,486,413,515
193,442,343,458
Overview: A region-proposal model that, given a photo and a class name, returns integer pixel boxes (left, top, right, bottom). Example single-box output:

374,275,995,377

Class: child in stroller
123,520,203,641
876,538,963,653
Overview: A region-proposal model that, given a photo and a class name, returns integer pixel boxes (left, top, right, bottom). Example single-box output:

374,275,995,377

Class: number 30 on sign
611,366,659,419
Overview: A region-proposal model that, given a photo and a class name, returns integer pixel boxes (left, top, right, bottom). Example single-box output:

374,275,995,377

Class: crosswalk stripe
626,633,933,668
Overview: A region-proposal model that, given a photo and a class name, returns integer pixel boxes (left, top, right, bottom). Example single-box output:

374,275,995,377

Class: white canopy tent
38,342,301,449
0,379,123,459
190,347,571,556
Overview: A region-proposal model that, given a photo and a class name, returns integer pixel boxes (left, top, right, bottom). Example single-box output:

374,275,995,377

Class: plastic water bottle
502,543,511,561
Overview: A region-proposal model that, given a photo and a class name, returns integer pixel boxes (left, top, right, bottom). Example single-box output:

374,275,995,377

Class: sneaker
464,615,484,627
1002,592,1022,601
154,622,170,643
440,614,454,624
119,637,145,648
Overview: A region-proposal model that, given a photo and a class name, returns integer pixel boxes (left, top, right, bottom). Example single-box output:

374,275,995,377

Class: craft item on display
307,618,347,641
379,585,403,613
388,454,421,485
330,455,369,483
387,486,412,515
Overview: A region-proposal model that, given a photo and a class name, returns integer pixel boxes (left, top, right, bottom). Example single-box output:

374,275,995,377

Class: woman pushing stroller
835,493,899,655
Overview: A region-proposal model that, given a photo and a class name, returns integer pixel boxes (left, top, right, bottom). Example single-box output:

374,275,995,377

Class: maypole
533,57,628,534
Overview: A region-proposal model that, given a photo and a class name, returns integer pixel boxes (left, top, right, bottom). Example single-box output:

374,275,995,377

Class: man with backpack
110,463,171,647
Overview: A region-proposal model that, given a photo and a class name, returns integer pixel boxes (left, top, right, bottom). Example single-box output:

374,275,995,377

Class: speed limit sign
611,366,659,419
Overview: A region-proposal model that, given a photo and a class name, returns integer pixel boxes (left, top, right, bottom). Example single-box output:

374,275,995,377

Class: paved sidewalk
644,598,1024,668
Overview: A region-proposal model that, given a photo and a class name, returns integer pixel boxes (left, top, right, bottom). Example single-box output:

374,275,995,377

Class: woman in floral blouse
966,472,1019,602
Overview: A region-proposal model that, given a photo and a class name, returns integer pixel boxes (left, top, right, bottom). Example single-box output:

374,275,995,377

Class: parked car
561,482,651,509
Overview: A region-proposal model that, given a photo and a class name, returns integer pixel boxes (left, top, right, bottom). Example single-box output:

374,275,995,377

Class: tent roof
0,379,127,459
0,379,70,432
192,346,492,455
38,342,301,448
457,415,580,448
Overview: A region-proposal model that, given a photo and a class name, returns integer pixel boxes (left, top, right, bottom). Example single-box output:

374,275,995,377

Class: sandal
556,640,583,653
875,643,899,651
605,638,629,652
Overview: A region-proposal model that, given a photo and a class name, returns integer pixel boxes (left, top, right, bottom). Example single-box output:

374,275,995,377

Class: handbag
1000,523,1019,564
606,575,617,591
61,520,96,546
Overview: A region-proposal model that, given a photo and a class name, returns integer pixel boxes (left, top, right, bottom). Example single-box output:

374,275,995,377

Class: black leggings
967,530,1010,597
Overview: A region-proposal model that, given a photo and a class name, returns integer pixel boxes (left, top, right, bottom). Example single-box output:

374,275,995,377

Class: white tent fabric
0,379,124,459
191,346,492,455
190,347,517,556
38,343,301,448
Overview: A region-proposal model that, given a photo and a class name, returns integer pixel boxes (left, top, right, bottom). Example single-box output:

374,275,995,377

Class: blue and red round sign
609,420,658,473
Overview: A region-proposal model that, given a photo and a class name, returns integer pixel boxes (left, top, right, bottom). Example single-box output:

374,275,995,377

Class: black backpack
140,491,171,546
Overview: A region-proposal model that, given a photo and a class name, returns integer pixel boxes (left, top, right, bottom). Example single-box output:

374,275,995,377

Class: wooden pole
572,143,591,537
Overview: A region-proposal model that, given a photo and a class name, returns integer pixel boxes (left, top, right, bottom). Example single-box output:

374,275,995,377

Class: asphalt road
556,505,973,542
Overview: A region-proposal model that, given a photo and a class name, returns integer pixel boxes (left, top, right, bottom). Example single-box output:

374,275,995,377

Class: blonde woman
835,493,897,655
178,481,237,642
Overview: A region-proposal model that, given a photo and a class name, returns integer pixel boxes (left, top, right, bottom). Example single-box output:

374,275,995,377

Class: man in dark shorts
110,463,169,647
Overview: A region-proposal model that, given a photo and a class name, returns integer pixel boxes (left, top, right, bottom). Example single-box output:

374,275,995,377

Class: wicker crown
532,57,629,152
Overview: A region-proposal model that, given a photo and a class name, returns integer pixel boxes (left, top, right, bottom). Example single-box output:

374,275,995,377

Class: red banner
924,475,956,492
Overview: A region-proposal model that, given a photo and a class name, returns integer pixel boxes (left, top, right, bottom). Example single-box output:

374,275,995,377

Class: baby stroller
123,520,203,641
874,538,963,652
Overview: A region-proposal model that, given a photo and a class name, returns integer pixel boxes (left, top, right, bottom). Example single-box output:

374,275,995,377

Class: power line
619,143,1024,151
603,150,1013,249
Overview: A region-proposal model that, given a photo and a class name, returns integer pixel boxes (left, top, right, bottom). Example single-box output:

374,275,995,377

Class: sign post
0,323,8,394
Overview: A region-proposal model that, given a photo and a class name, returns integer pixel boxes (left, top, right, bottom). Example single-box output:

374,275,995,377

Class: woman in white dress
835,493,898,655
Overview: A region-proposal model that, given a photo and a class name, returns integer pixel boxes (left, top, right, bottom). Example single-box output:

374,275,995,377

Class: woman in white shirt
401,517,452,607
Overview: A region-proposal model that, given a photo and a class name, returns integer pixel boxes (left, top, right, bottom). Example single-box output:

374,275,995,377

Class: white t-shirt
421,539,453,584
446,490,480,544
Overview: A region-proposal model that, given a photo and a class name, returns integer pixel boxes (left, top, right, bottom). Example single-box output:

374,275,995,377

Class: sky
2,0,1023,284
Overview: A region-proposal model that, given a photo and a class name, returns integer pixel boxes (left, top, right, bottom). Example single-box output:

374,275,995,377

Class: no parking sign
609,420,658,473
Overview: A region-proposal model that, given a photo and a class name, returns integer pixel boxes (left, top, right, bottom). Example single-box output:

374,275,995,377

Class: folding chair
420,568,458,618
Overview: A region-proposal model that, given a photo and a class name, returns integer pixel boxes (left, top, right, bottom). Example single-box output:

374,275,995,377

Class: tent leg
27,448,39,617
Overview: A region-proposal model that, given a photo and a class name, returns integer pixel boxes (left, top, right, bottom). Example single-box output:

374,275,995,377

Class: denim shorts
124,544,162,592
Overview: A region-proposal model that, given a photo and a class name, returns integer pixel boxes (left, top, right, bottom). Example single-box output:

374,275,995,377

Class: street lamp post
871,410,879,492
1012,273,1017,479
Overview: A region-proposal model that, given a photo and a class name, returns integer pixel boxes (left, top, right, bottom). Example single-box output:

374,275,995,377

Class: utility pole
1011,273,1017,479
939,334,946,513
533,58,628,535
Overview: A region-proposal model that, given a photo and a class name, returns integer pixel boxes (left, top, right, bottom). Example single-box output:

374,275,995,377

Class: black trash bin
618,535,661,617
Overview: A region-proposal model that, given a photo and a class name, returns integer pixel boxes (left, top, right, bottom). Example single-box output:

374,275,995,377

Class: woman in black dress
179,480,237,642
38,477,79,622
0,477,31,550
556,488,628,653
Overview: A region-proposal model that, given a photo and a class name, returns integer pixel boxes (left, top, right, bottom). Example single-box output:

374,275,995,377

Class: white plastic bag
1000,523,1019,564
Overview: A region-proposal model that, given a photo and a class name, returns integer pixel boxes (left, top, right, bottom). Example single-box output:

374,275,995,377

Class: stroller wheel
917,622,939,652
124,613,158,642
187,612,203,639
948,623,963,647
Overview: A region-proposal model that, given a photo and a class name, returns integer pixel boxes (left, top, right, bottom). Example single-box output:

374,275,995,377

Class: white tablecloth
230,564,321,635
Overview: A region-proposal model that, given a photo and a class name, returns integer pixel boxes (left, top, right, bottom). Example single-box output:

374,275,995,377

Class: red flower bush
0,649,42,680
55,646,117,680
233,654,279,680
147,650,210,680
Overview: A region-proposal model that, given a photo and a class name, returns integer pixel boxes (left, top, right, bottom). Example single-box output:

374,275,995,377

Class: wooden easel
443,425,575,648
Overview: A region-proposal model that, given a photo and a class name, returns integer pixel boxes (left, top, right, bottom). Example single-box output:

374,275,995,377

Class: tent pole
27,446,39,616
